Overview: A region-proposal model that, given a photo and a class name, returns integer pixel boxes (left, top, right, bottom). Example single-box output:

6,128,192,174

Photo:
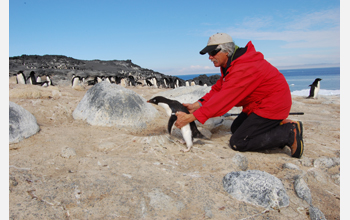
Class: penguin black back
307,78,322,98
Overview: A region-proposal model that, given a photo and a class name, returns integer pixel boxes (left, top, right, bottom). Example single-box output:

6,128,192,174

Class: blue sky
8,0,341,76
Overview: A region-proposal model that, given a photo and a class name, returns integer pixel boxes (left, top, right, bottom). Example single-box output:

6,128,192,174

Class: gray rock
299,157,314,167
154,86,241,114
331,173,340,185
294,176,312,205
147,188,184,212
73,82,158,132
60,147,76,158
222,170,289,209
314,157,334,168
332,157,340,166
232,153,249,171
9,101,40,144
282,163,300,170
309,205,326,220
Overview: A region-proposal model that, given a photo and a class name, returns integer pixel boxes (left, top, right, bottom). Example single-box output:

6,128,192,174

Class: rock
155,85,211,104
60,147,76,158
294,176,312,205
299,157,314,167
147,188,184,212
72,81,158,132
314,156,334,168
9,101,40,144
282,163,300,170
192,74,221,86
232,153,249,171
331,173,340,185
95,142,116,152
222,170,289,209
309,205,326,220
331,157,340,166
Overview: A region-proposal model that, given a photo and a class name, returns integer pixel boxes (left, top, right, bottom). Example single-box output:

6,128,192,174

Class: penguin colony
15,70,201,89
70,74,198,89
147,96,205,152
16,71,53,87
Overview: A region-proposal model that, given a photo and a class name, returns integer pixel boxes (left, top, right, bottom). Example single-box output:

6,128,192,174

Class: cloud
226,8,340,48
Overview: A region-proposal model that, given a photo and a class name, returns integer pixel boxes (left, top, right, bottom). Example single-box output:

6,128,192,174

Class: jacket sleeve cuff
193,109,208,124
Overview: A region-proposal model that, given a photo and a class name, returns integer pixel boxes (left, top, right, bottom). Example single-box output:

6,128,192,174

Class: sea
174,67,340,96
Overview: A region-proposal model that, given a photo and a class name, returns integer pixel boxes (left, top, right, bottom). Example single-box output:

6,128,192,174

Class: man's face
209,51,229,68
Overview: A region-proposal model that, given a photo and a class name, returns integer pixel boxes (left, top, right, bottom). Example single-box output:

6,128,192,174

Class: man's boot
280,119,304,158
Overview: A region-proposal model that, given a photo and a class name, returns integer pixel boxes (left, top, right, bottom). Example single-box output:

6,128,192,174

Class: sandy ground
9,77,340,219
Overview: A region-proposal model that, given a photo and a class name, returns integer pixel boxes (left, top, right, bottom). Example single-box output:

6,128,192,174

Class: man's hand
175,112,196,128
182,102,201,114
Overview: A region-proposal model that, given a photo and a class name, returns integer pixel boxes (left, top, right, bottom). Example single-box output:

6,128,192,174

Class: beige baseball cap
200,33,233,55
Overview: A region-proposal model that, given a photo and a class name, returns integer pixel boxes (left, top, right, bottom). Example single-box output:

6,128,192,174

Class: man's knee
229,136,247,152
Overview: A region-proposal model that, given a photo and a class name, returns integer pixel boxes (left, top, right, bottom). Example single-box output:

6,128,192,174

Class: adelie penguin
147,96,205,152
307,78,322,99
16,71,26,84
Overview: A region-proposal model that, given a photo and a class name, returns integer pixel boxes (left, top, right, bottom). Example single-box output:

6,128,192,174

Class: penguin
26,71,37,85
96,76,103,83
146,79,153,86
46,75,53,86
307,78,322,99
72,75,82,87
147,96,205,152
16,71,26,84
36,75,42,83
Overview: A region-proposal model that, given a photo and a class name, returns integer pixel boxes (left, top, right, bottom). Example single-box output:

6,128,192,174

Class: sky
8,0,341,76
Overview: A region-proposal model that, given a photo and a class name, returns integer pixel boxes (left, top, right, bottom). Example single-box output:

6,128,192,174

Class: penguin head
147,96,161,105
316,78,322,81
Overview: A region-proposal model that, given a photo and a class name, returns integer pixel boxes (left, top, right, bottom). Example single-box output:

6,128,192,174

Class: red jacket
193,41,292,124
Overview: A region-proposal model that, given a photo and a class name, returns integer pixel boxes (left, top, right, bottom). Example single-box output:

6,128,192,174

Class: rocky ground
9,76,340,219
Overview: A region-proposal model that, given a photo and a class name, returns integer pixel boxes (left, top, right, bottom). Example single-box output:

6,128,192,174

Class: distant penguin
307,78,322,99
104,76,111,83
16,71,26,84
27,71,37,85
46,75,53,86
36,75,42,83
72,75,82,88
147,96,205,152
146,79,153,86
96,76,103,83
185,81,190,87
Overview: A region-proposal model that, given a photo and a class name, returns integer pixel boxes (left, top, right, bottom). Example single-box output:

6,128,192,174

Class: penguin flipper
167,115,177,134
190,121,206,139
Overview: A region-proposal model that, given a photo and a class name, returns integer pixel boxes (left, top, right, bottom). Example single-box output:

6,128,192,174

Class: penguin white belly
314,82,320,98
180,124,193,152
16,75,25,84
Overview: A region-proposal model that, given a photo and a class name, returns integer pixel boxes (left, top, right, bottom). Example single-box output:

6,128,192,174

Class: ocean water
174,67,340,96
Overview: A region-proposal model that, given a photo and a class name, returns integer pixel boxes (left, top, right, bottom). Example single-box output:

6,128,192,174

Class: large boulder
9,101,40,144
72,81,158,132
223,170,290,209
154,85,241,114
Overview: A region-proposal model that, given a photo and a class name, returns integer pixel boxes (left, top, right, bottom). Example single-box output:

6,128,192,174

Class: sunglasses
208,48,221,56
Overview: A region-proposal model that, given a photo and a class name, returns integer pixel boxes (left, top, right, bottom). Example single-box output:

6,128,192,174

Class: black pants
230,112,294,152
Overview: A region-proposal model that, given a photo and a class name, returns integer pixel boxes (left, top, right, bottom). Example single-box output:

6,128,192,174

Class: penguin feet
181,147,192,153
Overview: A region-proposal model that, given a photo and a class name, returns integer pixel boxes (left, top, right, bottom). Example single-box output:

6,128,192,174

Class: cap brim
199,45,218,55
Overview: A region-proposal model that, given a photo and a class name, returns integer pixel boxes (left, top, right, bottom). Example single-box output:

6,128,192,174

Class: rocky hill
9,55,189,88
